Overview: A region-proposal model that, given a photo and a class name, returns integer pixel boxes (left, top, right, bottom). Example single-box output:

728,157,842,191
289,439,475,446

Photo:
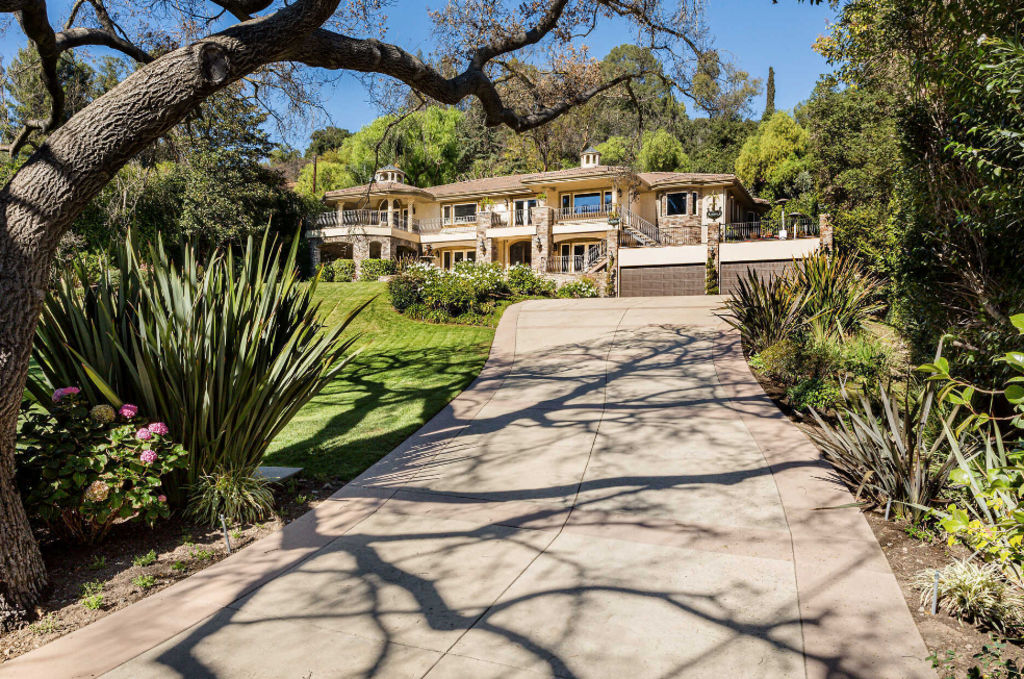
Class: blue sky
2,0,836,144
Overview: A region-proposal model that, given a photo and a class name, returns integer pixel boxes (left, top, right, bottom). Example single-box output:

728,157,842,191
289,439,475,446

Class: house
304,147,830,296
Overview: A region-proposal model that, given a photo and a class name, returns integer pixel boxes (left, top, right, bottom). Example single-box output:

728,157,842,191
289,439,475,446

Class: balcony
723,220,819,243
554,205,614,223
548,242,607,273
312,210,419,232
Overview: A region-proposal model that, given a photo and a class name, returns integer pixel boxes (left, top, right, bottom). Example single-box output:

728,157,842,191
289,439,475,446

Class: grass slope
264,282,494,480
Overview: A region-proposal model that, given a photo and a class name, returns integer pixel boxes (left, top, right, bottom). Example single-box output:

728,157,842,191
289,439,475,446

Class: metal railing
450,213,477,225
513,209,533,227
620,211,661,247
723,219,817,242
548,242,607,273
554,205,612,222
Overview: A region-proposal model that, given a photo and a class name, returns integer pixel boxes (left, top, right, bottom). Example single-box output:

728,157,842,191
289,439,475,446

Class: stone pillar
476,210,492,263
706,222,721,295
819,213,833,253
386,199,394,228
531,205,553,274
308,237,322,275
606,229,619,297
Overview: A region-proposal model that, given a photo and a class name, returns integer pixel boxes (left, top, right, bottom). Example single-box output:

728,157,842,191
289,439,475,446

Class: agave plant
809,382,964,522
791,252,883,337
723,269,807,353
31,230,364,503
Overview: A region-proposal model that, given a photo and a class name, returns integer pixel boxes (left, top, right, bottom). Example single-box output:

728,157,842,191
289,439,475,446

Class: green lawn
263,282,495,480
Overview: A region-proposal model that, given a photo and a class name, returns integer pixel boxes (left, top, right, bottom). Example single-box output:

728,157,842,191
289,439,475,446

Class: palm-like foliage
791,252,883,337
723,269,807,353
32,231,363,489
809,383,963,522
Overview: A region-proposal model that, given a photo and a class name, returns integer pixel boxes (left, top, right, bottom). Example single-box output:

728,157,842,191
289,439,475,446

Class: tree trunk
0,0,340,624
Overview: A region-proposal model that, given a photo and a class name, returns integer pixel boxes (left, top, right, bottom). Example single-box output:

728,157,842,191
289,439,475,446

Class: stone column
606,228,619,297
819,213,833,253
308,236,322,274
531,205,553,274
386,199,394,228
706,222,721,295
476,210,492,263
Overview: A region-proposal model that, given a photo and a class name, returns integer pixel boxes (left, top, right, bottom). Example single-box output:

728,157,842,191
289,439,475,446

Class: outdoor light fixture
534,235,542,250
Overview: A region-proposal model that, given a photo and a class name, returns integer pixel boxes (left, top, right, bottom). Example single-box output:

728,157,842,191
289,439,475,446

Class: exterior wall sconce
534,235,543,250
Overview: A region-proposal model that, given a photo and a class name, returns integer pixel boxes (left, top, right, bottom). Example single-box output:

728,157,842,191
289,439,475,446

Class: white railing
312,210,419,231
555,205,612,222
419,218,444,233
548,242,607,273
450,213,477,225
723,219,817,242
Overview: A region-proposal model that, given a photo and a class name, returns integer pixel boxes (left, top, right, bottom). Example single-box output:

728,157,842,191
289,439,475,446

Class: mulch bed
0,476,343,664
750,368,1024,677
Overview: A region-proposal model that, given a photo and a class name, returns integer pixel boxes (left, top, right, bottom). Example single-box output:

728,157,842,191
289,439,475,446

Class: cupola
580,146,601,168
374,165,406,183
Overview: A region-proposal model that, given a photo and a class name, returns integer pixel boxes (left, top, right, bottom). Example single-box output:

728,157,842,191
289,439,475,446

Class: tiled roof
429,173,533,198
638,172,738,188
323,180,431,199
519,165,630,183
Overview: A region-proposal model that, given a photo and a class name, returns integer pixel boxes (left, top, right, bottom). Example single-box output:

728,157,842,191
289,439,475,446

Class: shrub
791,252,883,337
809,383,961,522
388,273,421,310
507,264,549,296
189,469,274,526
750,339,802,384
330,258,355,282
839,332,893,384
17,392,186,544
317,262,335,282
913,560,1024,633
31,232,363,510
786,378,842,412
557,278,599,298
359,258,396,281
724,270,807,353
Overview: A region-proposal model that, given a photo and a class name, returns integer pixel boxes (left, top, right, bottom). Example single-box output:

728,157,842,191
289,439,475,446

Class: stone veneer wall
531,205,553,274
658,223,703,246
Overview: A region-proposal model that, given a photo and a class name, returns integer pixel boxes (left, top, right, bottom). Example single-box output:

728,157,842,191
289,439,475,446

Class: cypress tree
762,66,776,121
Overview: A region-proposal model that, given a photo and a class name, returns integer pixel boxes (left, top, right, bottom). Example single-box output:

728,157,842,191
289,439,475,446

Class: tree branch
54,27,153,62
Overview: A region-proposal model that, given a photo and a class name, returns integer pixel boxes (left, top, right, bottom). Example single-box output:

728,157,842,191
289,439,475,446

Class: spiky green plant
809,382,963,521
912,560,1024,633
791,252,883,337
189,470,275,526
31,231,364,496
723,269,807,353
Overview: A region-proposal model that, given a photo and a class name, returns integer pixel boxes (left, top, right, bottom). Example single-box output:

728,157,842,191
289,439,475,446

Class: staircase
621,211,661,247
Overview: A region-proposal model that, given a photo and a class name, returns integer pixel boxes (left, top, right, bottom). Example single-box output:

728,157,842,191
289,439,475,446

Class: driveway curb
713,327,934,679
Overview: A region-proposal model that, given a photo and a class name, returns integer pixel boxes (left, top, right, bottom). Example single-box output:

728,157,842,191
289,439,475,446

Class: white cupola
580,146,601,168
374,165,406,183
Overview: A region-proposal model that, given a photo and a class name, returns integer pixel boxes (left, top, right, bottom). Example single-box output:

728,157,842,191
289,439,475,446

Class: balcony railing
548,242,607,273
554,205,613,222
723,219,817,242
312,210,418,231
513,209,533,227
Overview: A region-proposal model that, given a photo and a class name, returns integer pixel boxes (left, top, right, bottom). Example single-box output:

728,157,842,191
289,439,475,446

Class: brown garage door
620,264,705,297
720,260,794,296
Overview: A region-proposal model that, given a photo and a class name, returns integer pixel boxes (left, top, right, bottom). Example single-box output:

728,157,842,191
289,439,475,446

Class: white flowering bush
557,278,600,298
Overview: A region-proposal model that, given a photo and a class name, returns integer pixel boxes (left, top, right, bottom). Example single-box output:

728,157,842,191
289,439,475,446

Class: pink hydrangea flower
136,428,152,441
119,403,138,419
51,386,81,402
158,495,167,503
140,449,158,464
148,422,169,436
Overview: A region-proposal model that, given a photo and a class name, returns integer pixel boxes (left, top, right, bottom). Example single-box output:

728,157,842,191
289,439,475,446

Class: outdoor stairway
622,211,661,247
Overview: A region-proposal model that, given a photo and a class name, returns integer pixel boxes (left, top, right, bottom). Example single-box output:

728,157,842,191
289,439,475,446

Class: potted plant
607,209,620,227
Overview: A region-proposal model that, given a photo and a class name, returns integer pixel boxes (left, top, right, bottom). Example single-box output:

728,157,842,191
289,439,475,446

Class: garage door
620,264,705,297
720,260,794,296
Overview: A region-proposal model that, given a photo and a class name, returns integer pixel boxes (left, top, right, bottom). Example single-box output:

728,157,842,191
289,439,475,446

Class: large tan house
305,147,830,296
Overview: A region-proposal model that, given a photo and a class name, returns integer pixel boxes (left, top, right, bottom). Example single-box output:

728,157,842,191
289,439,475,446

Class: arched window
369,241,382,259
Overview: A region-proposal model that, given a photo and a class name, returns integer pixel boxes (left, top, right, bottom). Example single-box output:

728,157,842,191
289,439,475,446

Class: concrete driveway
6,297,932,679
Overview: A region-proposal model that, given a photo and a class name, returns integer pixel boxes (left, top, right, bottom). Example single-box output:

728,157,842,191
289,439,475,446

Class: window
443,203,477,225
691,192,698,215
666,192,687,216
441,249,476,270
369,242,382,258
561,194,571,210
573,192,601,214
604,191,612,207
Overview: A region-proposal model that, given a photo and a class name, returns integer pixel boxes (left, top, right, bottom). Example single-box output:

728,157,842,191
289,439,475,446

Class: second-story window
446,203,476,224
666,192,688,216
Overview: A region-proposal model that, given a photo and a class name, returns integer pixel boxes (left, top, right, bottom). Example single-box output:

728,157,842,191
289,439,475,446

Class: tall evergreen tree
762,67,776,121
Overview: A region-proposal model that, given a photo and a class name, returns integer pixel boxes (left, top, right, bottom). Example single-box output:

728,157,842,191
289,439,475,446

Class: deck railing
312,210,419,231
554,205,613,222
548,242,607,273
723,219,817,242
